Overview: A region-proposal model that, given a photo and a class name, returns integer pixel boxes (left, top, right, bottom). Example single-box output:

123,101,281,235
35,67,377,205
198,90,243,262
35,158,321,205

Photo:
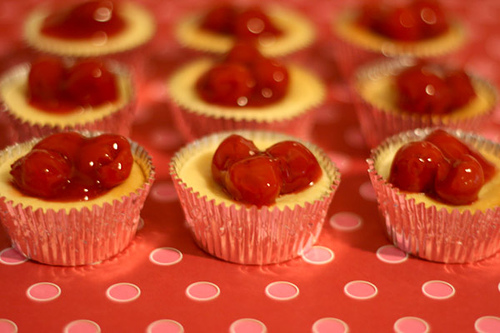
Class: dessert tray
0,0,499,332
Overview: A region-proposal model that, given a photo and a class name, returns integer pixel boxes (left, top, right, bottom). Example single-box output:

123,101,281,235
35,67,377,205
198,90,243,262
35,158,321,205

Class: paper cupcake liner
170,103,318,143
352,58,497,148
0,61,136,145
367,128,500,263
331,10,466,80
170,130,340,265
0,133,155,266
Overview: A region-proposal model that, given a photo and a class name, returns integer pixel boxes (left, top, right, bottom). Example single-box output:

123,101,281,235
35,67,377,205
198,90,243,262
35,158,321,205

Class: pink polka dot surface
26,282,61,302
421,281,455,300
329,212,362,231
106,283,141,302
376,245,408,264
150,182,179,202
302,246,334,265
229,318,267,333
344,281,378,300
185,282,220,301
63,320,100,333
0,248,27,265
475,316,500,333
359,182,377,201
149,247,183,266
312,318,349,333
0,319,17,333
147,319,184,333
265,281,300,301
394,317,429,333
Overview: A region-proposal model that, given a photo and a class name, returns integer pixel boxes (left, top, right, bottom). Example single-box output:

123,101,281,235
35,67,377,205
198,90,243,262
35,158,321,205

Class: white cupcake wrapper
367,128,500,263
0,133,155,266
353,58,497,148
170,130,340,265
0,61,136,145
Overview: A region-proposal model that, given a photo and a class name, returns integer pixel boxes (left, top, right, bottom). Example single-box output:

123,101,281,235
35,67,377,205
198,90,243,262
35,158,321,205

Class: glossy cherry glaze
41,0,126,40
357,0,449,41
28,57,118,113
211,134,322,206
396,62,476,114
200,4,282,40
10,132,133,201
389,129,496,205
196,43,289,107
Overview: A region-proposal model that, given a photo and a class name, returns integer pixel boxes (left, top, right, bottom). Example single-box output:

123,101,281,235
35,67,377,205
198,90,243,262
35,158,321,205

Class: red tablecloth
1,0,500,332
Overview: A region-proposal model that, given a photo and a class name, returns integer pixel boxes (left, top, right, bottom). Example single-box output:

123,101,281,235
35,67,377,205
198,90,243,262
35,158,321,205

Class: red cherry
434,154,485,205
446,70,476,109
200,4,236,34
396,64,451,114
224,155,282,206
28,57,66,108
196,63,254,106
265,141,322,194
77,134,133,188
224,42,263,67
233,7,281,40
376,6,421,41
389,141,448,192
34,132,85,162
211,134,260,185
412,0,448,38
252,58,289,103
66,60,118,107
10,149,72,198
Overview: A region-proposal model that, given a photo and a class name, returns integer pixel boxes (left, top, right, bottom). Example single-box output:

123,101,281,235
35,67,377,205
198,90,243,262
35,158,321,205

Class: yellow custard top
0,64,133,127
175,5,315,57
24,2,155,57
333,9,465,57
355,65,496,121
168,59,325,122
176,135,335,210
374,138,500,213
0,140,147,213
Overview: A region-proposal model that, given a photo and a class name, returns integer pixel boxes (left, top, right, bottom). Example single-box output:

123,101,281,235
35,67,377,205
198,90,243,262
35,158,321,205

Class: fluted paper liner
0,61,136,144
0,133,155,266
331,9,466,79
367,128,500,263
167,59,325,142
170,130,340,265
353,58,497,148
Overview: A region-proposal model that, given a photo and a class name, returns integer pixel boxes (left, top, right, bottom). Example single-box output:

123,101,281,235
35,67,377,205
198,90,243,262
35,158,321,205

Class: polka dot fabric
1,0,500,332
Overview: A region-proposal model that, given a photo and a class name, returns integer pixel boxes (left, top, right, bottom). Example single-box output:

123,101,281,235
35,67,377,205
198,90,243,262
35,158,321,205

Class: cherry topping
196,43,289,107
388,129,497,205
389,141,447,193
41,0,126,40
200,4,235,34
211,134,322,206
10,132,133,201
211,134,259,185
265,141,322,194
28,58,67,109
395,62,475,114
224,155,282,206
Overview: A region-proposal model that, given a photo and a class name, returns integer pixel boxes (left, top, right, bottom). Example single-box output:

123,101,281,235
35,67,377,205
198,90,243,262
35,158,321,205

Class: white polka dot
150,182,179,202
344,127,366,149
0,319,18,333
149,247,183,266
186,282,220,301
475,316,500,333
106,283,141,302
265,281,299,301
302,246,334,265
26,282,61,302
0,247,27,265
229,318,267,333
146,319,184,333
376,245,408,264
312,318,349,333
344,280,378,300
150,130,182,150
329,212,362,231
359,181,377,201
63,320,101,333
328,151,352,174
421,280,455,300
394,317,430,333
